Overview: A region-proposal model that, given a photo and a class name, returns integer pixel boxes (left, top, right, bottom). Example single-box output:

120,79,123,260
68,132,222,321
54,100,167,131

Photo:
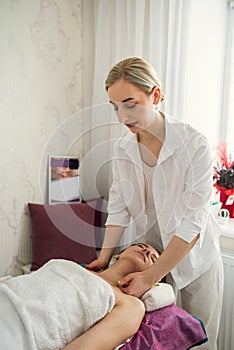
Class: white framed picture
48,156,80,204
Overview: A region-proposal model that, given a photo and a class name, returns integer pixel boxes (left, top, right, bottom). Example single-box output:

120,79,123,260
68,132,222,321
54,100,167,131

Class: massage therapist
87,57,223,350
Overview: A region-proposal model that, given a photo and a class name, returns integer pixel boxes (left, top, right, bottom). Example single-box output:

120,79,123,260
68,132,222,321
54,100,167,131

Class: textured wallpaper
0,0,83,276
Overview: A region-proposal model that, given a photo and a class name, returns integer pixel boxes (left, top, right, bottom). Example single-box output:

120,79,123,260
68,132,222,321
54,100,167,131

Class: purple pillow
28,202,98,271
81,197,104,248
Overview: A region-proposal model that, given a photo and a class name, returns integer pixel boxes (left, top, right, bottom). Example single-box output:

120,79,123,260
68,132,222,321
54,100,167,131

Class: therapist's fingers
118,273,141,297
118,272,151,298
118,274,132,288
85,259,106,271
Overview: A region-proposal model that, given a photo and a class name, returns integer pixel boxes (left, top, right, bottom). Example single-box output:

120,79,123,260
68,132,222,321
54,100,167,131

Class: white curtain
221,0,234,152
82,0,192,113
81,0,192,200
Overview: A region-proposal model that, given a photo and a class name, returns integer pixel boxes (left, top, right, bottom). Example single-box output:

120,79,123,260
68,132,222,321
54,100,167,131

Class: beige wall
0,0,82,277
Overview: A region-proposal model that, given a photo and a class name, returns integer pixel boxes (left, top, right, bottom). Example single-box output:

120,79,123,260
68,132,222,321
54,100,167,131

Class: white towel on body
0,259,115,350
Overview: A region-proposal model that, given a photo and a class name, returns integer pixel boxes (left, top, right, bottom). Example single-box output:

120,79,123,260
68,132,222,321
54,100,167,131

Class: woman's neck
139,110,165,143
96,260,136,287
136,111,165,165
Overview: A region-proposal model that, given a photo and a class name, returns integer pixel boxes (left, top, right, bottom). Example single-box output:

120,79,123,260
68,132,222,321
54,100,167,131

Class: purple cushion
81,197,104,248
28,202,98,271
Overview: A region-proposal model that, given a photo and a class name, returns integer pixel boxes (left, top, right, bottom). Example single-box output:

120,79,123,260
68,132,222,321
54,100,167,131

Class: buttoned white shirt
106,114,221,289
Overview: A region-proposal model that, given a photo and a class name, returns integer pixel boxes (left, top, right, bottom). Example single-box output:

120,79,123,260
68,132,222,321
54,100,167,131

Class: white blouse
106,114,221,289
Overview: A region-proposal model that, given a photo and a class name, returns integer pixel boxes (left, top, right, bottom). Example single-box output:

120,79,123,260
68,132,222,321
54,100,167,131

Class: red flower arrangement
213,142,234,218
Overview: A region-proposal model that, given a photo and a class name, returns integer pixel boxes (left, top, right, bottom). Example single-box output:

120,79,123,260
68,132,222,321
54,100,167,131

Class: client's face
118,243,159,271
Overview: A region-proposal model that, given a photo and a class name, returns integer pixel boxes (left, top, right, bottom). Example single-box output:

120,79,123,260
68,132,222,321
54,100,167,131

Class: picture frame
48,156,81,204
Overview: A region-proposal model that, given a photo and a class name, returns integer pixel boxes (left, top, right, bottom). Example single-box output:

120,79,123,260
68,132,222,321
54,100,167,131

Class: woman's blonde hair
105,57,165,103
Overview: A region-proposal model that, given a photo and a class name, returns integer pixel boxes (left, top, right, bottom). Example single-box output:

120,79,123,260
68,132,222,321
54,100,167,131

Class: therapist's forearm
150,234,200,284
99,225,125,263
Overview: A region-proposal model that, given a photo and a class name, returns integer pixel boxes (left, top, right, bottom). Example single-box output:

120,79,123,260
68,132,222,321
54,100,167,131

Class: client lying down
0,244,161,350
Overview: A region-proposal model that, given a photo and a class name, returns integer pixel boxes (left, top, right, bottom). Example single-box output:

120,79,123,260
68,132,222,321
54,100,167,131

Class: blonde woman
87,57,223,350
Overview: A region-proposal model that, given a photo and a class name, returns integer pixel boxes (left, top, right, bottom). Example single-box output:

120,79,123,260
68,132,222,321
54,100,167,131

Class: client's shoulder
113,286,145,312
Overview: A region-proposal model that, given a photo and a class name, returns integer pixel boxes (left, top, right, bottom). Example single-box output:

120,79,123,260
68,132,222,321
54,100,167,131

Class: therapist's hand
85,257,108,272
118,270,155,298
